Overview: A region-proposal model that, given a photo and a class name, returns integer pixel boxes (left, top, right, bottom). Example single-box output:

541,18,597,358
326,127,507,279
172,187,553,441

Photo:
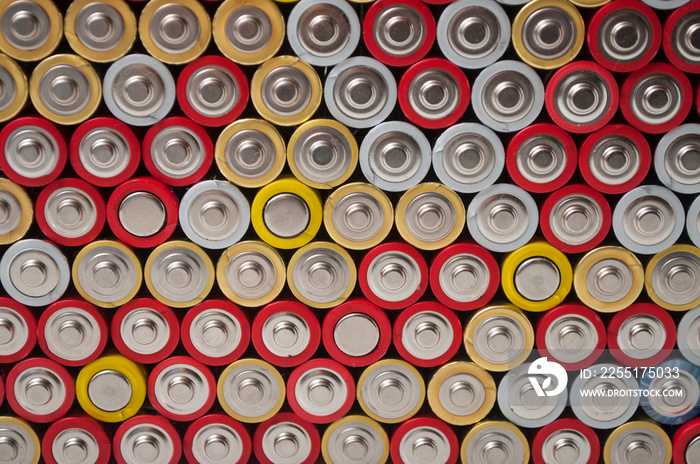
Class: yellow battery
501,240,573,312
251,56,322,127
461,421,530,464
0,0,62,61
64,0,136,62
645,245,700,312
217,358,285,423
251,176,323,249
29,54,101,125
76,352,147,423
0,417,40,464
324,182,394,250
212,0,284,66
427,362,496,426
395,183,465,251
603,421,672,464
512,0,584,70
322,415,389,464
216,240,286,307
144,240,215,308
72,240,142,308
139,0,211,65
0,178,32,245
356,359,425,424
0,54,27,122
464,305,534,372
287,119,358,189
574,246,644,313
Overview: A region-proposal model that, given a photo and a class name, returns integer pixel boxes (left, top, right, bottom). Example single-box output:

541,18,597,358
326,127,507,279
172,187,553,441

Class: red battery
148,356,216,422
35,178,106,247
106,177,179,248
359,242,429,310
391,416,459,464
142,117,213,187
111,298,179,365
6,357,74,423
184,414,252,464
177,56,249,127
363,0,435,67
114,415,181,464
69,117,141,187
287,358,355,424
532,418,599,464
393,301,461,368
182,299,250,366
664,2,700,74
608,303,676,368
0,297,36,363
0,117,67,187
673,418,700,464
43,416,111,464
38,299,108,367
322,298,392,367
540,184,611,254
398,58,470,129
0,373,4,407
253,413,320,464
252,300,321,368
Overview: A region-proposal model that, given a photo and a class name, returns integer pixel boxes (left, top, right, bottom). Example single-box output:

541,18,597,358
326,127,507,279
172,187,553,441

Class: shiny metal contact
648,248,700,308
543,313,599,366
263,193,310,240
260,421,313,464
147,124,207,182
289,243,355,307
398,425,453,464
218,361,283,421
0,304,30,359
359,360,424,422
118,192,166,238
294,365,349,418
119,423,175,464
4,123,60,183
471,313,528,367
513,257,561,302
548,193,604,247
586,132,643,188
595,7,655,66
463,423,527,464
541,429,591,464
405,67,462,121
678,306,700,366
0,418,39,464
616,313,666,360
43,186,97,239
366,251,421,304
289,121,356,188
120,307,171,357
218,241,284,306
140,0,210,64
333,313,380,358
655,124,700,194
0,180,31,244
324,418,387,464
644,366,700,421
437,253,491,304
13,364,68,417
185,62,240,119
627,72,684,126
687,196,700,249
51,427,101,464
77,126,131,181
43,306,102,363
260,312,311,359
74,242,140,306
147,243,212,305
191,421,244,464
66,0,135,62
669,7,700,66
326,184,392,249
514,132,569,186
551,69,613,127
397,184,464,249
0,0,62,61
605,424,670,464
152,362,211,417
369,2,427,59
188,307,242,361
88,370,133,413
0,55,27,122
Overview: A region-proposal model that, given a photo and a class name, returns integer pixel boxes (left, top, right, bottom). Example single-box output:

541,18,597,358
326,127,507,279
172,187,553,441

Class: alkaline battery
688,196,700,248
38,299,108,367
0,117,67,187
103,54,176,126
323,182,393,250
0,178,32,245
217,358,285,423
655,124,700,194
36,179,105,247
253,412,321,464
252,300,321,368
536,304,606,371
6,357,74,423
111,298,179,365
217,241,285,307
679,306,700,366
391,416,459,464
673,418,700,464
359,242,428,310
142,117,213,187
287,0,361,67
532,418,600,464
607,303,676,367
212,0,284,66
464,305,534,371
357,359,425,424
181,299,250,366
322,298,392,367
603,421,672,464
324,57,397,129
321,415,389,464
0,416,40,464
612,185,684,255
0,239,69,307
645,245,700,311
0,297,36,364
42,416,111,464
148,356,216,422
287,241,356,309
0,54,27,122
664,2,700,73
287,358,355,424
640,357,700,425
184,414,251,464
0,0,62,61
113,415,181,464
177,56,249,127
461,421,529,464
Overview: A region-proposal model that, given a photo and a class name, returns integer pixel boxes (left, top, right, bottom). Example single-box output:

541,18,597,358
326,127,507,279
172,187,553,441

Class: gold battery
357,359,425,424
603,421,672,464
428,362,496,426
0,417,40,464
0,54,27,122
0,178,33,245
64,0,136,62
645,244,700,311
217,358,285,423
0,0,62,61
322,415,390,464
461,421,530,464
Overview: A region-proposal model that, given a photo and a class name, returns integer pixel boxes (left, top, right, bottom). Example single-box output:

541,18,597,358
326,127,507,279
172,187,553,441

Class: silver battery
655,124,700,194
51,426,101,464
260,311,311,359
365,250,422,305
687,196,700,249
642,359,700,424
190,420,244,464
147,123,208,182
517,4,581,64
328,184,390,246
642,0,689,9
152,361,212,417
605,424,669,464
179,180,250,249
218,361,282,421
570,364,640,429
290,243,353,306
185,61,241,120
612,185,684,255
118,191,167,238
648,248,700,308
188,306,242,361
368,0,428,60
463,424,527,464
33,56,96,121
678,306,700,366
542,312,600,366
437,0,510,69
0,418,38,464
549,67,614,129
76,124,132,181
3,122,61,183
0,239,69,307
333,312,380,358
87,369,133,412
0,0,53,53
293,363,350,418
147,244,210,304
359,361,423,421
0,303,31,359
119,306,172,358
594,6,656,67
12,363,69,418
287,0,360,67
359,121,431,192
471,60,544,133
497,362,567,428
467,183,539,253
585,131,644,189
119,422,176,464
469,309,531,367
548,192,605,249
668,6,700,66
290,123,355,187
615,312,667,362
436,252,491,305
75,242,139,306
540,428,592,464
43,305,103,363
325,418,387,464
103,54,176,126
398,424,454,464
432,123,504,193
625,71,685,127
146,2,202,56
324,57,397,129
43,185,97,239
260,420,313,464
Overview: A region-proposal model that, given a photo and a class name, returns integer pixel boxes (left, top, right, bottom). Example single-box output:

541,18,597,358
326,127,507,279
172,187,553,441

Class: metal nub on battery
182,300,250,366
672,419,700,464
679,306,700,366
461,421,530,464
287,0,361,67
655,124,700,194
148,356,216,422
640,357,700,425
532,419,600,464
357,359,425,424
325,57,397,129
0,0,62,61
217,241,284,307
360,121,431,192
184,414,251,464
251,56,322,127
0,298,36,363
688,196,700,249
391,417,459,464
212,0,284,66
139,0,211,64
7,358,74,423
324,182,393,250
217,358,285,423
471,60,544,132
179,180,250,250
254,413,321,464
645,245,700,311
427,361,495,426
322,415,389,464
512,0,584,69
42,416,111,464
288,241,356,309
612,185,684,255
0,239,69,307
64,0,136,62
287,358,355,424
664,2,700,73
114,416,181,464
0,178,32,245
103,54,176,126
0,54,27,122
0,417,40,464
603,422,672,464
608,303,676,367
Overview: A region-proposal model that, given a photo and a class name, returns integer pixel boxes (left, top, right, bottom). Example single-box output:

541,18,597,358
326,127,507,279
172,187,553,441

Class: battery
253,412,321,464
0,297,36,364
321,415,389,464
673,418,700,464
0,416,40,464
607,303,676,367
217,358,285,423
640,357,700,425
184,414,251,464
6,357,74,423
113,415,181,464
645,245,700,311
532,418,600,464
461,421,529,464
0,0,62,61
0,178,32,245
664,1,700,73
217,241,285,307
42,416,111,464
679,306,700,366
603,421,672,464
148,356,216,422
654,124,700,194
390,416,459,464
357,359,425,424
0,54,27,122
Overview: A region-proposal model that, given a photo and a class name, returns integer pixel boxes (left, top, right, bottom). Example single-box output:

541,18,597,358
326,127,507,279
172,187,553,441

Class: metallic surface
151,362,211,417
548,193,605,247
0,179,32,244
655,124,700,194
646,245,700,311
357,360,424,423
3,123,61,184
461,421,529,464
119,422,176,464
64,0,136,62
0,54,27,122
365,251,421,304
73,241,141,307
0,417,40,464
603,422,672,464
217,241,285,307
321,416,389,464
43,305,102,363
679,306,700,366
0,0,62,61
427,361,496,426
217,359,285,423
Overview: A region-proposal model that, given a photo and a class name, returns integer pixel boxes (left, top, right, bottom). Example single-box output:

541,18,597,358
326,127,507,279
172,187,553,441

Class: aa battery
673,418,700,464
357,359,425,424
0,54,27,122
253,412,320,464
645,245,700,311
607,303,676,367
0,178,33,245
679,306,700,366
0,416,40,464
217,358,285,424
427,361,496,426
603,421,672,464
461,421,529,464
532,418,600,464
217,241,285,307
0,0,62,61
184,414,251,464
391,416,459,464
640,357,700,425
321,415,389,464
42,416,111,464
6,357,74,423
113,415,181,464
664,2,700,73
0,297,36,364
